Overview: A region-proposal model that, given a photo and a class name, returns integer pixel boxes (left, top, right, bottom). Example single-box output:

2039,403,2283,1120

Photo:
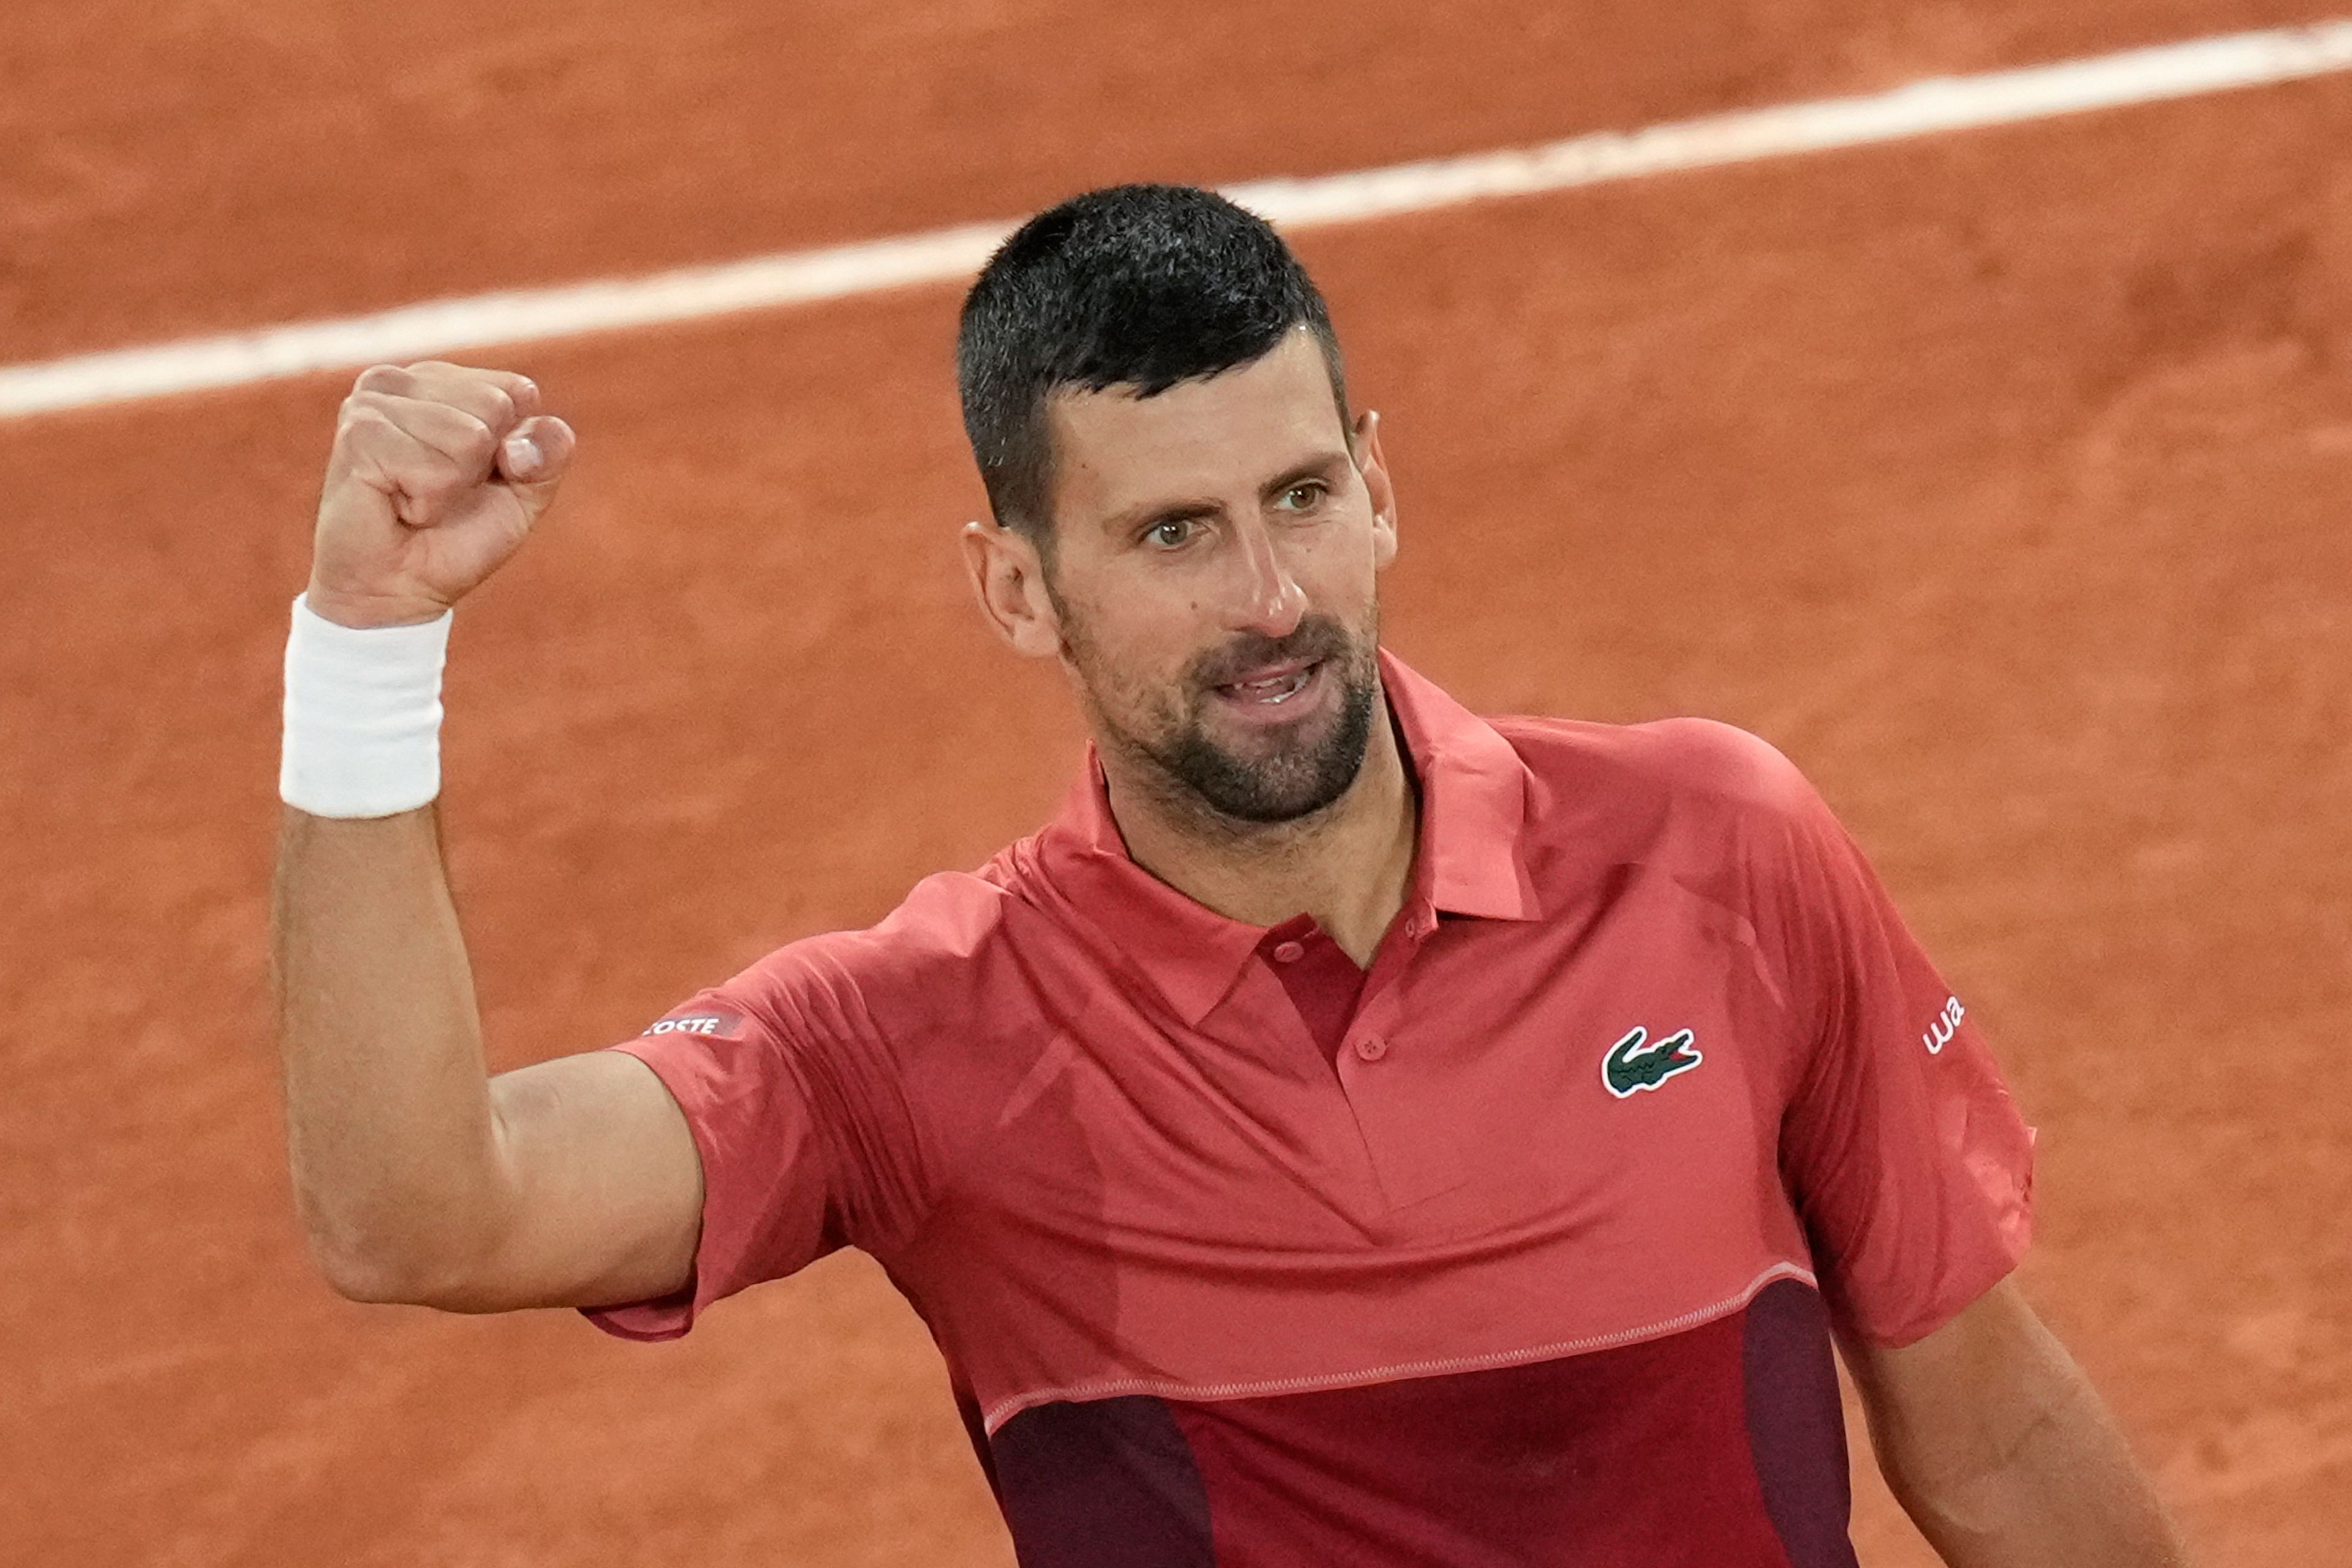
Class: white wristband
280,594,452,818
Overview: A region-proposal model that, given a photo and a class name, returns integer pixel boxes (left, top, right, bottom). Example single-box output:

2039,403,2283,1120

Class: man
274,184,2188,1566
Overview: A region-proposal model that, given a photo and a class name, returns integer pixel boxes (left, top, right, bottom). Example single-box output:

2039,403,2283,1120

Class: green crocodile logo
1602,1026,1704,1098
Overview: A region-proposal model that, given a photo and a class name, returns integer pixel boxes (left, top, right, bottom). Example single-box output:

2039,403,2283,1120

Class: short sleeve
578,930,936,1335
1758,761,2037,1348
581,974,846,1341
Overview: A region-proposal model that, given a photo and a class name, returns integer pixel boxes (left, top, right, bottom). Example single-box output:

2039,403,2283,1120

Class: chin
1163,677,1376,824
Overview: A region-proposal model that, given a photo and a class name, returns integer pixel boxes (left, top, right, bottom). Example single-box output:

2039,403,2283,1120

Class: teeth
1231,667,1310,703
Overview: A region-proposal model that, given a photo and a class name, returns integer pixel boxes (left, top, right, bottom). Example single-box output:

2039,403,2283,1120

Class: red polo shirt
594,653,2035,1567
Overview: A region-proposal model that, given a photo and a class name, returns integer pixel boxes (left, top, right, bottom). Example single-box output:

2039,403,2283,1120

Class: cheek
1075,559,1217,641
1061,585,1204,688
1302,518,1384,612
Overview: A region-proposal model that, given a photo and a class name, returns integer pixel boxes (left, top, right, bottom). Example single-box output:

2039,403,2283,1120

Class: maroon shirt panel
1161,1309,1793,1568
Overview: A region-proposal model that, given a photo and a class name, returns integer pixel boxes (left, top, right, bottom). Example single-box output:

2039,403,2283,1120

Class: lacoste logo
1602,1026,1704,1098
644,1011,737,1038
1922,995,1965,1055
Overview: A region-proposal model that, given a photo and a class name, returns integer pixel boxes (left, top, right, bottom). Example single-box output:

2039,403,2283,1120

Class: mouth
1210,658,1325,714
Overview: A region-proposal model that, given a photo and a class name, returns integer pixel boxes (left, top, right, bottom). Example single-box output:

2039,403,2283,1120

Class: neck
1099,690,1419,966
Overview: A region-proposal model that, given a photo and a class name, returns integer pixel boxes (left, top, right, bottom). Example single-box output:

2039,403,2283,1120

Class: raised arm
273,362,703,1313
1842,1276,2192,1568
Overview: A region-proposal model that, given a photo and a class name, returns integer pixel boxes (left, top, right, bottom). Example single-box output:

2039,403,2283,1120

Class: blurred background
4,2,2349,1562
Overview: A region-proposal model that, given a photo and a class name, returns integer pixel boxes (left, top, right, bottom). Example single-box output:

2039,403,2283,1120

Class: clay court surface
5,2,2351,1562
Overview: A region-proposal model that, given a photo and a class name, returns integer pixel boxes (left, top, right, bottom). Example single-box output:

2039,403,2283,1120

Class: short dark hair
956,183,1349,544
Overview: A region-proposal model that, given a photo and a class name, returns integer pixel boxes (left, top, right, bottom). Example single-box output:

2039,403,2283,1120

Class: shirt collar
1034,649,1537,1026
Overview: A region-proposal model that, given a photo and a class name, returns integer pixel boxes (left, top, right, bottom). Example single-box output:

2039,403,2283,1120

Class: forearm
1856,1293,2190,1568
272,804,513,1300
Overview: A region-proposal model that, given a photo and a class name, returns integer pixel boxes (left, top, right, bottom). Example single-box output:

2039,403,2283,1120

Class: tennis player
274,184,2190,1566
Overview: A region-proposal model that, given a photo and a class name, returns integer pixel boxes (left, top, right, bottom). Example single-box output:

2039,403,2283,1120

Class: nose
1220,514,1307,639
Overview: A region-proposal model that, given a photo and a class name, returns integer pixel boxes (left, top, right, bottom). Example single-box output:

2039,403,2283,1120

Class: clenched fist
306,361,577,628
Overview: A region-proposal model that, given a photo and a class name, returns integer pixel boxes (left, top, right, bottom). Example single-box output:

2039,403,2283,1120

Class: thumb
495,415,578,514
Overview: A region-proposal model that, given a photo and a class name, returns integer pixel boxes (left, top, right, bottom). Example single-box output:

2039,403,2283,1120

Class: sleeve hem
1838,1216,2033,1351
575,1041,730,1342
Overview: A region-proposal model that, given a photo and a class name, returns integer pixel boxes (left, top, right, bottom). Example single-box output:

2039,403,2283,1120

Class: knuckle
453,418,497,462
338,403,393,440
353,364,409,394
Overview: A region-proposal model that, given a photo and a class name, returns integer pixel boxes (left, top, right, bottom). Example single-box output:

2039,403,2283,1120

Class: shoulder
1490,714,1875,982
728,867,1020,1012
713,844,1063,1060
1493,712,1823,827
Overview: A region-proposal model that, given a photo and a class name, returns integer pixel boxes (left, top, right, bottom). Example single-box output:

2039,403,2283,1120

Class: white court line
5,20,2351,421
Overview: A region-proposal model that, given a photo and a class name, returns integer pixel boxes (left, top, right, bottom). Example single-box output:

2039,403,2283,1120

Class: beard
1066,608,1382,827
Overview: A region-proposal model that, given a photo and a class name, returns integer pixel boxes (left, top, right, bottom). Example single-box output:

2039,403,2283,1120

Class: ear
960,519,1064,658
1353,409,1399,569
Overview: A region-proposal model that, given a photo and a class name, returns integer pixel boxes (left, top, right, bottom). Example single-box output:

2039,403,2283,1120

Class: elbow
309,1241,424,1306
295,1197,497,1311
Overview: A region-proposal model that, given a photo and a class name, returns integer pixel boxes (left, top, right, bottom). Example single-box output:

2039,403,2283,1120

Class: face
966,328,1400,827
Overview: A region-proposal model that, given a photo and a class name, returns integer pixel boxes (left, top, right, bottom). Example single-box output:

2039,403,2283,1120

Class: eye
1276,481,1329,512
1144,518,1197,549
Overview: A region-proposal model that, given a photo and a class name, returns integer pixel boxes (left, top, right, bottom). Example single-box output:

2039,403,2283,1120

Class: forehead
1045,329,1346,525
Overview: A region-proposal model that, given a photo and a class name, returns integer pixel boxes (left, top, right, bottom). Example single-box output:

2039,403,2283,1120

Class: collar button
1354,1034,1390,1062
1270,940,1305,964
